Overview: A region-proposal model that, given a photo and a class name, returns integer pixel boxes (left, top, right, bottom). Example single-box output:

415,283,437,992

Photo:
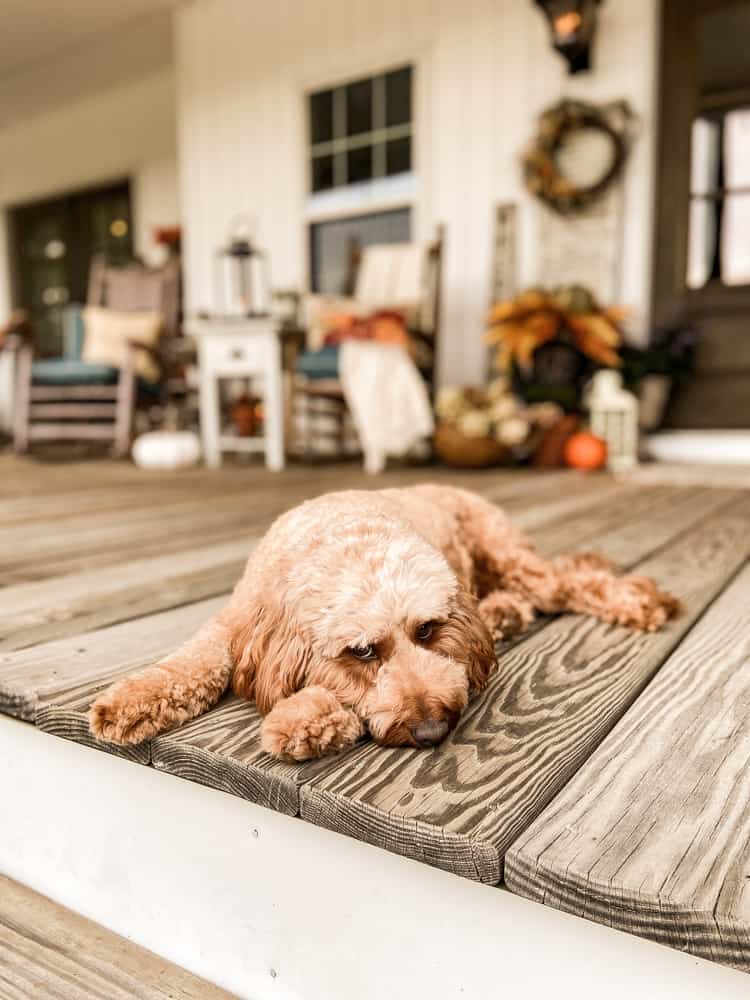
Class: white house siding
0,70,180,322
176,0,659,384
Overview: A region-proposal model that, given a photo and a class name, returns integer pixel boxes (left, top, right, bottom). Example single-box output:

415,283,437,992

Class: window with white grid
308,66,413,193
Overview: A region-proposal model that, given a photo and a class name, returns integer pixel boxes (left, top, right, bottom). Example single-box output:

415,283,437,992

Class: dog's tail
89,614,233,745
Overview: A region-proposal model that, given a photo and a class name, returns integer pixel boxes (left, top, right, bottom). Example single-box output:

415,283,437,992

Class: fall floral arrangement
485,285,627,411
434,378,561,467
487,286,625,372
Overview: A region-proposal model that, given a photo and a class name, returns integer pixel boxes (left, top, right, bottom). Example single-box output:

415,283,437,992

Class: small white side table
186,316,284,470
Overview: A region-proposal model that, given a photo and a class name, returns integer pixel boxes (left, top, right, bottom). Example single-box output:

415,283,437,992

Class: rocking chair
12,257,181,457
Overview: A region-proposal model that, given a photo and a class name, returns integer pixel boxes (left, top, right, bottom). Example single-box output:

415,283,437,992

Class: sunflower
486,285,625,373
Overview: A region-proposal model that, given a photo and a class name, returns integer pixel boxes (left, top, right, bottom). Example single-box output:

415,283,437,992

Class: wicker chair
13,257,181,457
294,227,444,459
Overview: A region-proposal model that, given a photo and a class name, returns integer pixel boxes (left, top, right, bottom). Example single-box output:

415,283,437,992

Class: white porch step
1,716,748,1000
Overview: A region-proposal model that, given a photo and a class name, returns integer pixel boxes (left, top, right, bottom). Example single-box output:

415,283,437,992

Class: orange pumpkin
564,431,608,471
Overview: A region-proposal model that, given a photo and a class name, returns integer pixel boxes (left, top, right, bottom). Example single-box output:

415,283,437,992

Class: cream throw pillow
82,306,162,383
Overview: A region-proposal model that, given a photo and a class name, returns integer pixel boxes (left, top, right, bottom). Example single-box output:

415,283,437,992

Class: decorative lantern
533,0,603,74
214,216,271,318
586,370,638,472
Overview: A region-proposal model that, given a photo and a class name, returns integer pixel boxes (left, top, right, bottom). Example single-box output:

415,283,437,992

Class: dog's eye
349,644,377,661
415,621,436,642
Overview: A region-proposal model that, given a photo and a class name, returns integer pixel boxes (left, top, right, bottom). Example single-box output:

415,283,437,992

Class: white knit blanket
339,340,434,474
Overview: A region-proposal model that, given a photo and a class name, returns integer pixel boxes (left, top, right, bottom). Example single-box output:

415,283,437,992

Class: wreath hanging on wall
523,99,636,216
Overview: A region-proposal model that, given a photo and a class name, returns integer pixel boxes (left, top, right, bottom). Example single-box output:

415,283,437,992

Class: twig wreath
523,99,636,215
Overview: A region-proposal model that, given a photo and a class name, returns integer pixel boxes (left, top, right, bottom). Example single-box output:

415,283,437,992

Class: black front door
654,0,750,427
10,180,133,357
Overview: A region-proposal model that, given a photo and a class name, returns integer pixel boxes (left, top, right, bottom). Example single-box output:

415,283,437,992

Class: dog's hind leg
458,490,679,633
89,614,234,745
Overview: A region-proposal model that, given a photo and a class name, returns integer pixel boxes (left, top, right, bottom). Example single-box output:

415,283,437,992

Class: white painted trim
298,45,433,290
305,175,417,223
0,717,747,1000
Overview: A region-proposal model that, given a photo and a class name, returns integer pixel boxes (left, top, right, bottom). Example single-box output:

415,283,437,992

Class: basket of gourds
434,378,561,468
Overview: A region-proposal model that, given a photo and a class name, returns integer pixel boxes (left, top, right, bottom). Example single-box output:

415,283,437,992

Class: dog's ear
228,598,311,714
442,589,496,695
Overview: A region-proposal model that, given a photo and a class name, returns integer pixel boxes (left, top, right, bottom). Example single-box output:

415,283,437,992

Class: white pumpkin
132,431,202,470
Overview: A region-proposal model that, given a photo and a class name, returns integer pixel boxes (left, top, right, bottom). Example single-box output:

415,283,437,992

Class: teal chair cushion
62,304,85,361
31,360,119,385
296,344,340,380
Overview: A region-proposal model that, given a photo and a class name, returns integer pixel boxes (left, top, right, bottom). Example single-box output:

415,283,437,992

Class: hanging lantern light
586,370,639,472
533,0,604,74
214,215,271,318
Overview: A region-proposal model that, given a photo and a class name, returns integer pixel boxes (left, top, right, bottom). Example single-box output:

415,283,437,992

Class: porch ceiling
0,0,179,80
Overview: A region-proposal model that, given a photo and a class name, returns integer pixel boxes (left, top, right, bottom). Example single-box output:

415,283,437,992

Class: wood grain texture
2,598,226,769
151,696,307,816
505,561,750,972
148,481,688,836
0,543,246,652
0,874,238,999
300,494,750,882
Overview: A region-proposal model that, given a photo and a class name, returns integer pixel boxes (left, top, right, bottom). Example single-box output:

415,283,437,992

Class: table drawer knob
229,348,245,361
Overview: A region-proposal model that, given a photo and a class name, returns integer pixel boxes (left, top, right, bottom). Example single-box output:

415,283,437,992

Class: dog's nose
412,719,450,747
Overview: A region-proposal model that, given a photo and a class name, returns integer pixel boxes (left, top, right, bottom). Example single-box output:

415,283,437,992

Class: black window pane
347,145,373,184
310,90,333,144
312,155,334,192
346,79,372,136
385,67,412,127
386,137,411,176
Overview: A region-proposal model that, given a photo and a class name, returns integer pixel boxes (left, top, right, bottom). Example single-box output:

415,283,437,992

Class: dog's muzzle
411,718,450,747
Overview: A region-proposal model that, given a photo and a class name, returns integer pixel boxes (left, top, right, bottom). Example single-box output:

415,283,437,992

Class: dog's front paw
610,575,681,632
89,669,182,745
261,686,363,761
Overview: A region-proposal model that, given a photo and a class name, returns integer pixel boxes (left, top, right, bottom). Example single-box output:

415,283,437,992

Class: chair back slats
87,254,180,336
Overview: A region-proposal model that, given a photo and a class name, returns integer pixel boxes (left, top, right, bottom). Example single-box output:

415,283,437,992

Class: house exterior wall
175,0,660,384
0,69,180,322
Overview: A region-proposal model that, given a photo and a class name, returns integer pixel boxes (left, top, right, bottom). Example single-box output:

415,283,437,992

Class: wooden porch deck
2,455,750,974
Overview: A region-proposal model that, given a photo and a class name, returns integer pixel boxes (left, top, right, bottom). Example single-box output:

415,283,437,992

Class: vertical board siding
175,0,658,380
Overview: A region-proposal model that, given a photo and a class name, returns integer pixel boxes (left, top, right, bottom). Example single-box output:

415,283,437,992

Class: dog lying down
90,485,679,761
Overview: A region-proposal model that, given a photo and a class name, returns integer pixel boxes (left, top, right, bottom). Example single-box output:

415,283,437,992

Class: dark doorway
654,0,750,427
9,179,133,357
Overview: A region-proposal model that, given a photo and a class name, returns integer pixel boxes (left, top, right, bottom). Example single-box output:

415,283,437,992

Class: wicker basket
434,423,511,468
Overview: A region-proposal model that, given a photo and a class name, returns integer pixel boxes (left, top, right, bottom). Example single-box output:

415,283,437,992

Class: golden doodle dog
90,485,679,761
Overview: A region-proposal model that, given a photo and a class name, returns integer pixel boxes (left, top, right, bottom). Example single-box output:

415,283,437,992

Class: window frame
299,47,430,295
307,66,414,196
688,101,750,290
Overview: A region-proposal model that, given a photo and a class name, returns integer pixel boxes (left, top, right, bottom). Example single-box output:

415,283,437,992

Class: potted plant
619,323,698,431
486,286,625,411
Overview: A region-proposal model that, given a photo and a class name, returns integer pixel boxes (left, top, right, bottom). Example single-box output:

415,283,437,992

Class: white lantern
586,370,639,472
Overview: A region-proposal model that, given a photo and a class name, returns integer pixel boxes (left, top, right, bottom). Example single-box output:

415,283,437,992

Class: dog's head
231,522,495,748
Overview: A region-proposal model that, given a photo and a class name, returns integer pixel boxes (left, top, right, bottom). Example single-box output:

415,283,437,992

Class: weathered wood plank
0,596,224,721
299,494,750,883
0,468,584,584
151,696,306,817
0,874,238,999
0,542,247,651
149,485,741,879
0,597,225,764
505,562,750,972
